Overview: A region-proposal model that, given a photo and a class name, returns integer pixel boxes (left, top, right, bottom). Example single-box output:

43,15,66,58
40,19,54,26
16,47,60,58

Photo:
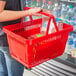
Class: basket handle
45,15,59,34
21,7,59,33
21,7,33,25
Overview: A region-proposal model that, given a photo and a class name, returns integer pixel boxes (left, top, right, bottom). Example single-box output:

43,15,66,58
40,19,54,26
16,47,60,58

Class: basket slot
16,27,40,39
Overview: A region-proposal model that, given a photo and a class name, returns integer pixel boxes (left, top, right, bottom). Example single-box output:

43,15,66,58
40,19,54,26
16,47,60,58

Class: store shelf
71,31,76,34
61,0,76,4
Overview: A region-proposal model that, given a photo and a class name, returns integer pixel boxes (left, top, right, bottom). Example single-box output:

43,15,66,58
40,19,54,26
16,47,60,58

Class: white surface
23,69,36,76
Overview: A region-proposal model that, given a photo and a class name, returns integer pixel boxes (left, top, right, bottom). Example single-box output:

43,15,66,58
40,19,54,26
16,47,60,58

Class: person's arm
0,0,42,22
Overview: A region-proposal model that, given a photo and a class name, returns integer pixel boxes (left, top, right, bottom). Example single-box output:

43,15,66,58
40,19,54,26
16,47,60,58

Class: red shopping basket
3,7,73,68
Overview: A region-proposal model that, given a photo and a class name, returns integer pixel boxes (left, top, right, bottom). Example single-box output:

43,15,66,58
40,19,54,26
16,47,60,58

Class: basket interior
12,19,42,40
6,18,73,40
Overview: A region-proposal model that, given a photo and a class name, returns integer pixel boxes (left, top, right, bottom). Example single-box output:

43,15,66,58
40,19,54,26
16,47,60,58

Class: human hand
43,9,52,15
27,7,42,16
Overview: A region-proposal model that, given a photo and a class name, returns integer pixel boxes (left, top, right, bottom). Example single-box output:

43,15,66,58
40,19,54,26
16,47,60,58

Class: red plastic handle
21,7,59,34
21,7,33,24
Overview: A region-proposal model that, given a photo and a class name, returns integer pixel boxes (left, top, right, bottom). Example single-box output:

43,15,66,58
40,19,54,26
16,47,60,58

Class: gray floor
23,59,76,76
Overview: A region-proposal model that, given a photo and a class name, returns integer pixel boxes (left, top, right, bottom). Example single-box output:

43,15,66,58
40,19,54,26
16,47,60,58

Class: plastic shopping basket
3,7,73,68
